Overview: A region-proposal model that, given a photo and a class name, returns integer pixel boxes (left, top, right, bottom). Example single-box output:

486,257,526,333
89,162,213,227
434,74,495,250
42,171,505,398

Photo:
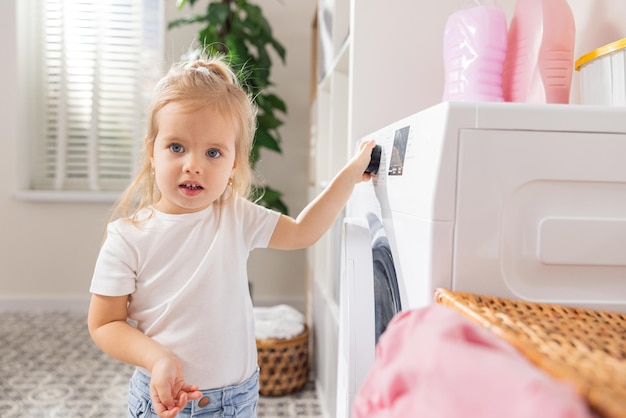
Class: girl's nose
183,154,201,174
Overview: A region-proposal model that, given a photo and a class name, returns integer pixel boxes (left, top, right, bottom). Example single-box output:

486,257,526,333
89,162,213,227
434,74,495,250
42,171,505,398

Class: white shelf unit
309,4,350,415
309,1,446,416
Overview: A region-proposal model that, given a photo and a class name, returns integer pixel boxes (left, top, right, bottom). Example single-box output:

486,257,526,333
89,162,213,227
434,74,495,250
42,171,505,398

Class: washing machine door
337,215,403,418
338,219,376,418
367,213,402,344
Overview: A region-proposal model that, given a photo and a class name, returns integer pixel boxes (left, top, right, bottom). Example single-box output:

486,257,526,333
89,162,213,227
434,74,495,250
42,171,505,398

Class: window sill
13,190,120,203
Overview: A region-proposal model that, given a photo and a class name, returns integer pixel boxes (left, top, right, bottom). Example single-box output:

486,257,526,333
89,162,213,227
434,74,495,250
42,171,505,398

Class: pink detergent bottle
442,3,508,102
502,0,576,103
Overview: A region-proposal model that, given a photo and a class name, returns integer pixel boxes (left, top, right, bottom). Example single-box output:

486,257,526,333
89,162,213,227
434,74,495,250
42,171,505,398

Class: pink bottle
442,5,508,102
502,0,576,103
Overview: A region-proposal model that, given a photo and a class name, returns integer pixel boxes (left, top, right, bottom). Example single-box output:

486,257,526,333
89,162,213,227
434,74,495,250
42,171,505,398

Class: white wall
2,0,625,312
0,0,315,311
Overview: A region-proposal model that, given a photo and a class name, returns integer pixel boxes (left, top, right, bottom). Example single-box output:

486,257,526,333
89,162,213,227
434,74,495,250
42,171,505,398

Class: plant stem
220,0,232,50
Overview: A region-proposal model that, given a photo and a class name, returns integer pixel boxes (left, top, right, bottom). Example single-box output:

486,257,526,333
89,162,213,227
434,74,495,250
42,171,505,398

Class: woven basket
434,288,626,418
256,324,309,397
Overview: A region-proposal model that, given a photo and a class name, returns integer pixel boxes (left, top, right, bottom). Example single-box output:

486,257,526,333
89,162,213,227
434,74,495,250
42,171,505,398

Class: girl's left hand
350,139,377,183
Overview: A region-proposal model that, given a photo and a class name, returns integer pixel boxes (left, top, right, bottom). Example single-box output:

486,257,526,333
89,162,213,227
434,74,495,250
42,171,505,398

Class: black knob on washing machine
365,144,382,175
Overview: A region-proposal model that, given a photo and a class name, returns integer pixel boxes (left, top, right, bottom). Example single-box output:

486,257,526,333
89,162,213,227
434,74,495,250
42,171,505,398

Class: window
21,0,163,198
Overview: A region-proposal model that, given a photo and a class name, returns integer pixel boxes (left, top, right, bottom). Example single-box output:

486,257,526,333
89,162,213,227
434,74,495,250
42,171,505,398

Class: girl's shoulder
110,207,153,226
228,195,281,222
106,207,157,238
232,194,279,214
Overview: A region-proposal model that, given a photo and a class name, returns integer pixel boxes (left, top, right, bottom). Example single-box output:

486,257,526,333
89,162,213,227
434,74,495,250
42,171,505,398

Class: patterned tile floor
0,312,322,418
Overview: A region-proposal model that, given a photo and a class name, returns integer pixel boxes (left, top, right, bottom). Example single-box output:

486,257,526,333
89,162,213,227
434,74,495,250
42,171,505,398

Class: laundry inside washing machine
367,212,402,344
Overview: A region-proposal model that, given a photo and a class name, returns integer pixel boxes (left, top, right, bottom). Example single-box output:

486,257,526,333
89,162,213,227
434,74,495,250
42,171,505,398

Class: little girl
88,54,376,418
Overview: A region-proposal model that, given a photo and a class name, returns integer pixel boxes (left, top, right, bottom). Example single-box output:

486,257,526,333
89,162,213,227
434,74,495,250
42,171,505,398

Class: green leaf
270,38,286,63
225,34,248,62
255,185,289,215
207,2,230,27
254,127,282,153
262,93,287,113
253,40,272,70
245,4,272,37
198,26,220,51
257,112,283,131
168,15,209,30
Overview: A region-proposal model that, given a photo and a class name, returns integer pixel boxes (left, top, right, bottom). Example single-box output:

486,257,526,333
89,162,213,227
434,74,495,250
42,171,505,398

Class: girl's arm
88,294,202,418
269,139,376,250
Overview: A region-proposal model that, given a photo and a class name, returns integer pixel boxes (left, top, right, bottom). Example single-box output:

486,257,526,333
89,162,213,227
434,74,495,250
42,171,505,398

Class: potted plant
169,0,289,214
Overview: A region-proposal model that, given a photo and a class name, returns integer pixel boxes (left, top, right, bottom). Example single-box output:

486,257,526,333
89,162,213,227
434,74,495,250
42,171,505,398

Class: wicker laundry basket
434,288,626,418
256,324,309,396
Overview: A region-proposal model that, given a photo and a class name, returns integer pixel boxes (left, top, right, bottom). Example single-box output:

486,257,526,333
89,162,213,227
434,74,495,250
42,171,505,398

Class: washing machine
336,101,626,418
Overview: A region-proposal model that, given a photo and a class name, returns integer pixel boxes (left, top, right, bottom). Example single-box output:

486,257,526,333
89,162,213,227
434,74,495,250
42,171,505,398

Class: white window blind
35,0,162,193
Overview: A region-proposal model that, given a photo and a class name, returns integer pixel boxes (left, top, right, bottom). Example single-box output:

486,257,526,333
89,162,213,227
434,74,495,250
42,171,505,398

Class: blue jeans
127,368,259,418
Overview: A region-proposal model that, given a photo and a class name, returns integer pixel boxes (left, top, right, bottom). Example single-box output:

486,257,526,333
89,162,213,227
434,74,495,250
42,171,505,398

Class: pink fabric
353,304,595,418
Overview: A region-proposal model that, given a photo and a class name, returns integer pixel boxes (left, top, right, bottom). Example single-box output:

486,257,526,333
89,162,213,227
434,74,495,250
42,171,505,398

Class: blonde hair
109,54,257,224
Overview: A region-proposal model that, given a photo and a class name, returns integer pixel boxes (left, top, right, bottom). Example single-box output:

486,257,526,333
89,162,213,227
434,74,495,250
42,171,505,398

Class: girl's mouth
180,183,204,195
181,183,203,190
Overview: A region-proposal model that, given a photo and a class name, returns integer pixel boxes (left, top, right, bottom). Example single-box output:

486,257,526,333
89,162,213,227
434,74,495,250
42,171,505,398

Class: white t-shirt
90,196,281,390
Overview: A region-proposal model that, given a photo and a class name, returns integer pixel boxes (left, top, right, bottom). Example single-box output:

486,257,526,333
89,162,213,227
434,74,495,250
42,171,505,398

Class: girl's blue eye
206,149,221,158
169,144,184,153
